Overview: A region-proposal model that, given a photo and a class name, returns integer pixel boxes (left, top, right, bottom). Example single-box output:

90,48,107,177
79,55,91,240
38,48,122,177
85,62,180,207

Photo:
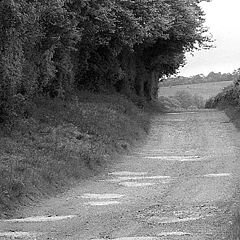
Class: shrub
205,85,240,109
0,92,151,215
0,0,211,123
174,90,205,109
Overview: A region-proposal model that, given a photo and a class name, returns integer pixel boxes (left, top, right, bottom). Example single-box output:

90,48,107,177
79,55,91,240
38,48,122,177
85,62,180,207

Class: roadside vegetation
206,81,240,128
159,90,205,111
0,93,155,217
206,81,240,240
0,0,211,118
205,84,238,109
0,0,211,215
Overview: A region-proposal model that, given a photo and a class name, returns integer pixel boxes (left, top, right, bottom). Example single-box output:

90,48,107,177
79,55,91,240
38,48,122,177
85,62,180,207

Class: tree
0,0,212,121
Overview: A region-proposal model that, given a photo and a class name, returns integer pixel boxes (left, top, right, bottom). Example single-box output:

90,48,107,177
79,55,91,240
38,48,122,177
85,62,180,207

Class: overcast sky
179,0,240,77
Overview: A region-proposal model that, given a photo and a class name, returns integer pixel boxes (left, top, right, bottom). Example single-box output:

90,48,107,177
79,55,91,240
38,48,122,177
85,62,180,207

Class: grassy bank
0,92,155,217
205,84,240,126
205,85,240,239
159,90,205,112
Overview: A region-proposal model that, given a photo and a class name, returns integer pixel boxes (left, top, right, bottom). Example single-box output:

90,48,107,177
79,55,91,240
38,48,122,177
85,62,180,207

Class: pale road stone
85,201,121,206
158,231,192,236
204,173,232,177
4,215,76,223
92,238,158,240
109,171,148,176
81,193,124,199
148,216,201,224
119,182,155,187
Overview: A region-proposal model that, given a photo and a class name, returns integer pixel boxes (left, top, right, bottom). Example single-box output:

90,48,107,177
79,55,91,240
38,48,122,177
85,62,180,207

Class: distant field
158,81,233,100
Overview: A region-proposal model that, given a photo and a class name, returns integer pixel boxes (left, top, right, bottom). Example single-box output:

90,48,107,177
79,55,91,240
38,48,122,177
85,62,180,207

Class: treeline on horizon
160,69,240,87
0,0,211,121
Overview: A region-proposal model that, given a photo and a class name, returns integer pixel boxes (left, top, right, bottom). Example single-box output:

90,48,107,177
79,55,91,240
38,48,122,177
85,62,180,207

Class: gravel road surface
1,109,240,240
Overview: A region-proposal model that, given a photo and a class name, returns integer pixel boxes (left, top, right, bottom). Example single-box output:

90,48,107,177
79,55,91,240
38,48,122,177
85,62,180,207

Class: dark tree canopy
0,0,212,110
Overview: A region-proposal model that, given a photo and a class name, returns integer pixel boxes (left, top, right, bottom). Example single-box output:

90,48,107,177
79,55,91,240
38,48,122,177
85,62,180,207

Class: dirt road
1,109,240,239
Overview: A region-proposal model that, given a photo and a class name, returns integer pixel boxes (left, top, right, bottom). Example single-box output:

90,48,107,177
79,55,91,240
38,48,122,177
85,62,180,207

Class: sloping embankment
0,92,157,217
205,85,240,239
205,84,240,127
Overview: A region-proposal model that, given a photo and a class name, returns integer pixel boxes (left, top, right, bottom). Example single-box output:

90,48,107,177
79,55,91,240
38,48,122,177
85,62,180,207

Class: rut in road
0,109,239,240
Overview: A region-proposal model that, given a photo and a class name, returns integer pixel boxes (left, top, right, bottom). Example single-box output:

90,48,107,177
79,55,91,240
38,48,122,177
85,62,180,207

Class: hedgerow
0,0,211,121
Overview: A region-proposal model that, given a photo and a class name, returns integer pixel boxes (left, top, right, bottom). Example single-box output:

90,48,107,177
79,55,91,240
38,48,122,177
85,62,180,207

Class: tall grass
205,84,240,239
0,92,151,217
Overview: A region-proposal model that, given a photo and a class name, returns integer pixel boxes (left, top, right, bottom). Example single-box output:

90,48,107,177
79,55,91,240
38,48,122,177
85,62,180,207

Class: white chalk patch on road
81,193,124,199
145,176,171,180
146,156,202,162
158,232,192,237
85,201,121,206
116,176,171,181
5,215,76,223
165,112,197,115
0,232,39,239
148,216,201,224
204,173,232,177
109,171,148,176
93,237,158,240
179,159,203,162
104,176,171,183
153,156,201,159
119,182,155,187
114,238,158,240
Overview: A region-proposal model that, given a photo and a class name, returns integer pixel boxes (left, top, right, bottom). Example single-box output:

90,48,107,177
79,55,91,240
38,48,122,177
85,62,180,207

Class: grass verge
205,84,240,127
0,92,156,217
205,85,240,239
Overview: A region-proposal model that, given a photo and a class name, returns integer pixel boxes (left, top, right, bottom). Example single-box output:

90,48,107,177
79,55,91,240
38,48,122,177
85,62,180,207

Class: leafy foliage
205,83,240,109
0,0,211,121
174,90,205,109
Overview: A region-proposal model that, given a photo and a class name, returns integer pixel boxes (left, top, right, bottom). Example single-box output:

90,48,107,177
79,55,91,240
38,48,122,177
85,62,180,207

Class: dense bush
160,90,205,111
0,92,150,215
205,84,240,108
0,0,211,121
174,90,205,109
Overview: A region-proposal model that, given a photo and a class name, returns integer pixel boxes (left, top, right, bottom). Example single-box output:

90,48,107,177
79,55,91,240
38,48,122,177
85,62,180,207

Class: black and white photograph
0,0,240,239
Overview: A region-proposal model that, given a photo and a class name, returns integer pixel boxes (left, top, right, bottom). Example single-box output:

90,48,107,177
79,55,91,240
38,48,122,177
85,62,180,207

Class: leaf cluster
0,0,212,120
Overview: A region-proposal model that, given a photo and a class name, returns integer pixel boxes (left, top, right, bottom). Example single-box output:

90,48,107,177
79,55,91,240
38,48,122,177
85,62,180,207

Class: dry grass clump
0,92,150,217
